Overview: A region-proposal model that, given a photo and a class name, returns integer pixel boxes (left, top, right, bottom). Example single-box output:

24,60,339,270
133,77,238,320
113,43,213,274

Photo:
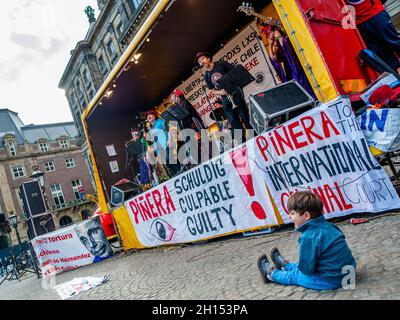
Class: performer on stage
125,128,151,189
195,52,253,134
146,110,181,177
170,89,205,132
170,89,206,167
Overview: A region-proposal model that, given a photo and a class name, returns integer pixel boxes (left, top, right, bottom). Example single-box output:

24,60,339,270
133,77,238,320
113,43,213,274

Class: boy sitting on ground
257,191,356,290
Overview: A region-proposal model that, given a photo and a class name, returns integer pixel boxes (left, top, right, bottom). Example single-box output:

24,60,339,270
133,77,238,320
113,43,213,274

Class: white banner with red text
32,216,113,279
125,97,400,248
254,96,400,223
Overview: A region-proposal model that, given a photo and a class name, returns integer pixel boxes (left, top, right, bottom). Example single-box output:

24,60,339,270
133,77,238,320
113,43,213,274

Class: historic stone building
0,109,96,247
58,0,158,186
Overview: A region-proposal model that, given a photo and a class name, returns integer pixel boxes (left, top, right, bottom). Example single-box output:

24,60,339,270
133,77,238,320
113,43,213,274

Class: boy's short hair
287,191,323,219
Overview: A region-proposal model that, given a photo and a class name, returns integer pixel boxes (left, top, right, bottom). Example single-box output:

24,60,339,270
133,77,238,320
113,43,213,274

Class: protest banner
125,97,400,248
177,21,277,126
254,96,400,223
32,216,113,278
125,145,280,247
358,108,400,153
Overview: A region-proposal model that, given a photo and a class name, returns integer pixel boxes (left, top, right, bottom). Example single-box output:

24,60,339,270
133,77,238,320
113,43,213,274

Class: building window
12,165,25,179
59,139,69,149
66,158,76,168
72,179,83,200
50,184,66,209
75,79,84,99
131,0,142,10
44,161,56,172
80,210,91,221
116,21,124,37
82,69,92,89
98,55,108,75
106,39,117,62
39,142,50,152
87,87,95,100
7,140,17,156
59,216,73,227
74,112,84,134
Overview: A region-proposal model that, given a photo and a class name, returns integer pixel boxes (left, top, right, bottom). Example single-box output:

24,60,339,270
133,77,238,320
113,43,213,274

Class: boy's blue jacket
297,216,356,286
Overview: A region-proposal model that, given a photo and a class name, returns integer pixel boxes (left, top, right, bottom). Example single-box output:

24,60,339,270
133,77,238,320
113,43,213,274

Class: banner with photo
32,216,113,279
177,21,278,126
125,97,400,248
254,97,400,223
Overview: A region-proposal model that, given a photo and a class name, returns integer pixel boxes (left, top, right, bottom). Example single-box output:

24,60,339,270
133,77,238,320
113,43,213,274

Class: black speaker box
110,181,140,207
19,181,47,218
249,80,315,134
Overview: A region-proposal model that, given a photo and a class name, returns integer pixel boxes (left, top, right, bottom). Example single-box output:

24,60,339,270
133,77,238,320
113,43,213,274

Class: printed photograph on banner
74,216,114,263
32,216,113,278
253,96,400,224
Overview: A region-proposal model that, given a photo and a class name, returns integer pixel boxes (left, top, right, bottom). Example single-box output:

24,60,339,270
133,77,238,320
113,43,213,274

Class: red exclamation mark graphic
230,146,267,220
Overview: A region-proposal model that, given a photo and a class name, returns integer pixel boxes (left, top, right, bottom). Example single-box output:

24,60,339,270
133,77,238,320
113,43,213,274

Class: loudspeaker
19,181,47,218
249,80,315,134
110,181,140,207
20,180,56,239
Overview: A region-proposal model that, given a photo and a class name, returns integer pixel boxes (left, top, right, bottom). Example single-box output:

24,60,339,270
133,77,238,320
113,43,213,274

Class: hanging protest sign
254,97,400,223
32,216,113,279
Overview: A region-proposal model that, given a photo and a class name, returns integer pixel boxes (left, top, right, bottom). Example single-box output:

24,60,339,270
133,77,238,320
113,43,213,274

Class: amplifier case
249,80,315,134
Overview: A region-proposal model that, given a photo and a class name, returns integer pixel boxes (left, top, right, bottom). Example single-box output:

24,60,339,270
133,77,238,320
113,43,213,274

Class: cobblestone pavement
0,213,399,300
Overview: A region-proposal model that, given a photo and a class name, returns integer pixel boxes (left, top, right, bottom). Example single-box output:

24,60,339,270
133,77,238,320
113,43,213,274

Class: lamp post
8,212,22,254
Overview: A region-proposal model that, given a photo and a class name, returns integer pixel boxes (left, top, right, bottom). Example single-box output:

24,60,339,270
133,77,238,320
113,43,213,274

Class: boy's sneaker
270,247,289,270
257,254,275,284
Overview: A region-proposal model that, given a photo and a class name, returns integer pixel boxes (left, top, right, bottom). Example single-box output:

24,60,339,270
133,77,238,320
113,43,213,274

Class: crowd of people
125,50,260,190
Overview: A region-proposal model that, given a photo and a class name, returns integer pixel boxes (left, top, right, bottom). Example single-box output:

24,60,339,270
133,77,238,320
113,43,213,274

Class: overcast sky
0,0,98,125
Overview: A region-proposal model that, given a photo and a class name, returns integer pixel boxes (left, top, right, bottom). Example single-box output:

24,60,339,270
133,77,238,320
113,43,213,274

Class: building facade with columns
58,0,158,189
0,109,96,248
